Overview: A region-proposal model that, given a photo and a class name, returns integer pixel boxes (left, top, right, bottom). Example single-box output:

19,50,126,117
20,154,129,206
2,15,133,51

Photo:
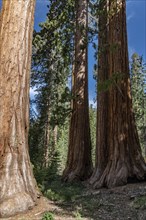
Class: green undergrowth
131,195,146,209
71,195,102,219
41,211,55,220
40,176,85,202
38,175,102,219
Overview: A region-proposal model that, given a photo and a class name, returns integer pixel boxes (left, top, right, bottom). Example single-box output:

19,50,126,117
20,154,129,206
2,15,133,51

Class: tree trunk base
89,160,146,189
0,152,39,218
0,192,36,218
63,166,93,182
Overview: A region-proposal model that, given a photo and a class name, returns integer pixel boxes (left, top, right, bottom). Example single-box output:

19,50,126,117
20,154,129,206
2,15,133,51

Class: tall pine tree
30,0,74,174
131,53,146,156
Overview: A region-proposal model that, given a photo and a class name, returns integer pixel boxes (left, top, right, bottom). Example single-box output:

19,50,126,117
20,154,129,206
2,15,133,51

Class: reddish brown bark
90,0,109,183
63,0,93,181
0,0,38,217
90,0,146,188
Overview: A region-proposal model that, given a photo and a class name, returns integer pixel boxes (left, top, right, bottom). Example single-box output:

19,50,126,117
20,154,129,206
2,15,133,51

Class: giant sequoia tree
0,0,38,217
90,0,146,188
63,0,93,181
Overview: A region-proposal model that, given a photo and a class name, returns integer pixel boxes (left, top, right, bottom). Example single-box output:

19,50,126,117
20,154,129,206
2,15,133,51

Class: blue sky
127,0,146,60
0,0,145,104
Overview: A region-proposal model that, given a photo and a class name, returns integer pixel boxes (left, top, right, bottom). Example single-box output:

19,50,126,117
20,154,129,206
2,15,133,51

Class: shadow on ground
39,175,146,220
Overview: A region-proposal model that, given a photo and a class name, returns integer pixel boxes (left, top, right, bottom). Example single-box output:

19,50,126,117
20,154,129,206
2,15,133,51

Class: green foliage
130,53,146,155
32,0,75,120
29,0,75,185
131,196,146,209
89,105,96,164
40,177,102,219
73,210,83,220
98,72,125,93
41,212,54,220
29,104,97,187
33,152,60,186
43,178,84,202
56,119,69,172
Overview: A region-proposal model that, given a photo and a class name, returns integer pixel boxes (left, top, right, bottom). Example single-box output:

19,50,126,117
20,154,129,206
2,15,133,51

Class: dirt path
2,182,146,220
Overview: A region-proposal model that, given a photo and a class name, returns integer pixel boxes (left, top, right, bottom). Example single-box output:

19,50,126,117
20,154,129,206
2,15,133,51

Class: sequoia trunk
63,0,93,181
90,0,109,184
90,0,146,188
0,0,38,217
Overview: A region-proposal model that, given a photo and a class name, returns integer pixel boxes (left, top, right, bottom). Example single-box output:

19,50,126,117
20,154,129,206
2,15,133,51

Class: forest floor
3,178,146,220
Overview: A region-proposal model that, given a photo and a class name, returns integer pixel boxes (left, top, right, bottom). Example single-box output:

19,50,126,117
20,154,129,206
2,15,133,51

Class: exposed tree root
89,159,146,189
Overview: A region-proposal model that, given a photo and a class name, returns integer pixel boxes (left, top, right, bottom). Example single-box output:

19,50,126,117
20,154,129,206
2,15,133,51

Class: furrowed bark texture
90,0,146,188
0,0,38,217
63,0,93,181
90,0,109,184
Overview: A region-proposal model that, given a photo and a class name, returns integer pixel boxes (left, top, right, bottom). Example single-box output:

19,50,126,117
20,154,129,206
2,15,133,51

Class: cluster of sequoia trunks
63,0,146,188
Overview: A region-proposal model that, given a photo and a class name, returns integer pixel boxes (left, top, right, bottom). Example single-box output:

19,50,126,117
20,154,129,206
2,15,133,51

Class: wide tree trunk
63,0,93,181
90,0,146,188
0,0,38,217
